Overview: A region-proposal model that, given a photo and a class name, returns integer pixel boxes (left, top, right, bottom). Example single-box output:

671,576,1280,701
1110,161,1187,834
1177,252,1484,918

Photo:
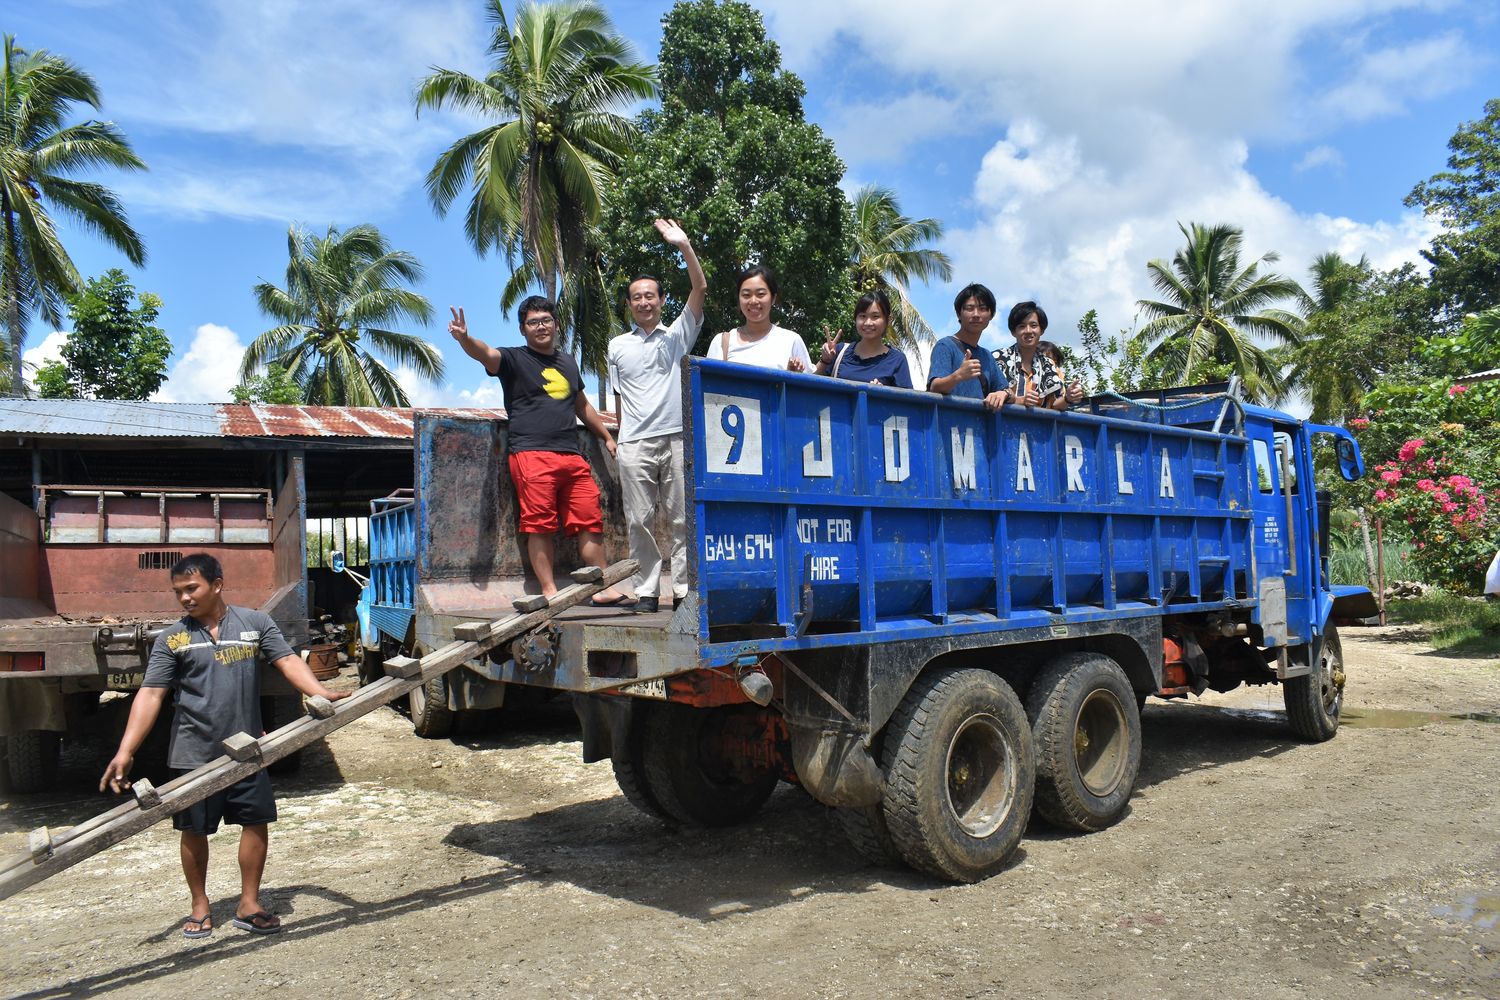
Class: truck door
1247,420,1307,646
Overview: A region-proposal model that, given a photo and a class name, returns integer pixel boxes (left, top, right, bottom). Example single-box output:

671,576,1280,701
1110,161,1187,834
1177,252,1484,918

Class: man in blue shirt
927,283,1011,411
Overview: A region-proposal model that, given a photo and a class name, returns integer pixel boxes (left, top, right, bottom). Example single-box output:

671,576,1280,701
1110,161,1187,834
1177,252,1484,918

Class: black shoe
634,596,659,614
672,597,683,610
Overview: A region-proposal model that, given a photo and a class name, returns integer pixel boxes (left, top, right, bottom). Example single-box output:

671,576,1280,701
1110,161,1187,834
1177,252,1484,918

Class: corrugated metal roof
1457,367,1500,384
0,399,224,438
0,399,619,440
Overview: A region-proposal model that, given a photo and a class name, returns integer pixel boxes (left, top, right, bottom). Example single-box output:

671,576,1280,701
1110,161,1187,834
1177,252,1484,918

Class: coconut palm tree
1134,222,1304,401
848,185,952,350
243,224,443,407
1277,252,1372,422
414,0,655,309
0,35,146,395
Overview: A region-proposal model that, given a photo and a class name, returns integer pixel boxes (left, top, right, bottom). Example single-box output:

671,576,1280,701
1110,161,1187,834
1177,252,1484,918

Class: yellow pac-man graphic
541,368,571,400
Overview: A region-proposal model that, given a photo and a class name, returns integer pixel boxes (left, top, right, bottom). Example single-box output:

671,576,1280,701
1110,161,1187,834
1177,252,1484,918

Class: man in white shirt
607,219,707,613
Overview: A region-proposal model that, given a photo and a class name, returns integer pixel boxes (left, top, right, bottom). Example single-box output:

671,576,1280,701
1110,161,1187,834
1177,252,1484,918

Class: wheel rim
1074,690,1129,797
1319,642,1344,718
943,713,1019,838
410,682,427,719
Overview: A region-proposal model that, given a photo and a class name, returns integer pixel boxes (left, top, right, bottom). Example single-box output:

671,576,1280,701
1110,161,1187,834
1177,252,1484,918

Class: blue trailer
357,359,1374,882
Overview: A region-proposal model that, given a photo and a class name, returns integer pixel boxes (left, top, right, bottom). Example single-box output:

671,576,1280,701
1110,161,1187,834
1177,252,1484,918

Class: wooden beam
0,559,636,902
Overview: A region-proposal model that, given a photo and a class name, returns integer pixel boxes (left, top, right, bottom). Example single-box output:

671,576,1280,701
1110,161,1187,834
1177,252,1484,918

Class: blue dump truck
353,359,1375,883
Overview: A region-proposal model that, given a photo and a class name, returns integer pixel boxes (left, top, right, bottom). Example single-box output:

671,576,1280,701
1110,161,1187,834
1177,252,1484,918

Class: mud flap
573,693,638,764
0,680,65,739
787,723,883,808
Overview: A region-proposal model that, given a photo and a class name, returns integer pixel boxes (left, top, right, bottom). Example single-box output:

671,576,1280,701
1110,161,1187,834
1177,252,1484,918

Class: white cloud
103,0,490,222
755,1,1461,352
1294,145,1346,173
154,323,248,403
21,332,69,390
825,91,968,164
944,119,1442,352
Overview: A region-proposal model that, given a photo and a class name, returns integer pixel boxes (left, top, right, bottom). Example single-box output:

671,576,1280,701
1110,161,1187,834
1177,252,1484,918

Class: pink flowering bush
1346,378,1500,593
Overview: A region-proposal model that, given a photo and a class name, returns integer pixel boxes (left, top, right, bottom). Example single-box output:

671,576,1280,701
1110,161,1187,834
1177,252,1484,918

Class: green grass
1328,536,1419,588
1386,592,1500,657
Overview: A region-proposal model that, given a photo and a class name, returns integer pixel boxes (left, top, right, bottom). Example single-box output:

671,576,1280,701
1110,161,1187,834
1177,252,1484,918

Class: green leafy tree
415,0,655,331
848,185,951,349
1134,222,1304,402
1277,256,1433,422
1405,99,1500,320
0,35,146,395
598,0,854,354
33,268,170,399
231,363,303,404
243,224,443,406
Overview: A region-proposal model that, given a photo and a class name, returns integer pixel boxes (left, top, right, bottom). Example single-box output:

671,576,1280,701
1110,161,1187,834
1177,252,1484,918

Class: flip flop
182,914,212,939
231,911,281,934
589,595,634,608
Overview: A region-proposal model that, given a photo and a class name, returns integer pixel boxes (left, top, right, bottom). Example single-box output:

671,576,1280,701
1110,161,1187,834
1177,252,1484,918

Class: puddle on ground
1179,706,1500,729
1434,894,1500,930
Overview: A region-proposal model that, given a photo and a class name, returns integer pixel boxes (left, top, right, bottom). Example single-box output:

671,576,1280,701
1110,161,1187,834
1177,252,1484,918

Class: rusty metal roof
0,399,618,440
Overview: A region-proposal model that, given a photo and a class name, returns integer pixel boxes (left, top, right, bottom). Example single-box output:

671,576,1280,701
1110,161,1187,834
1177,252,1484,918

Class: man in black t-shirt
449,296,629,604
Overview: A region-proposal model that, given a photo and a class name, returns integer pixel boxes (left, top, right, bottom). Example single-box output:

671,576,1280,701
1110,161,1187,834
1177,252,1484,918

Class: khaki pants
618,433,688,600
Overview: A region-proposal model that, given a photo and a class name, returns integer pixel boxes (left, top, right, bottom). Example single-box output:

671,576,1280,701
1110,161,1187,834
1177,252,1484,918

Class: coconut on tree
1134,222,1304,402
242,224,443,406
414,0,655,368
0,34,146,396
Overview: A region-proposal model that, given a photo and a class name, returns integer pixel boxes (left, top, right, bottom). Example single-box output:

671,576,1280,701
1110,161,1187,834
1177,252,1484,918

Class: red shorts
508,451,604,536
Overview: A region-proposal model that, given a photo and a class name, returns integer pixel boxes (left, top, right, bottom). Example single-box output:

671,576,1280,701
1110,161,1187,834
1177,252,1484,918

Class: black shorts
171,770,277,834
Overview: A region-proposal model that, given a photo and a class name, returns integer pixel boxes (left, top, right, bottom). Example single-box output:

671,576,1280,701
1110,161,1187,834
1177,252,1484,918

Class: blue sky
15,0,1500,406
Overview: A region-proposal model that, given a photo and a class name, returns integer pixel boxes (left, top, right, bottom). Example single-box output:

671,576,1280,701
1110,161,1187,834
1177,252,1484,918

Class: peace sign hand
448,306,467,342
819,327,843,366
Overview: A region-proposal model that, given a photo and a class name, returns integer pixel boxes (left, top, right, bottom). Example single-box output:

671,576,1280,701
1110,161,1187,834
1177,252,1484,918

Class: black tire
611,702,673,821
1285,626,1344,742
641,703,778,827
261,695,304,775
880,668,1034,883
5,731,61,794
409,675,454,739
1025,653,1142,832
834,805,902,866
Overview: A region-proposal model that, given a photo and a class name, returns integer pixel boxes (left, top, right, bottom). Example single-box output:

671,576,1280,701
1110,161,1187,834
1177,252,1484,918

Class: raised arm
448,306,503,376
655,219,706,321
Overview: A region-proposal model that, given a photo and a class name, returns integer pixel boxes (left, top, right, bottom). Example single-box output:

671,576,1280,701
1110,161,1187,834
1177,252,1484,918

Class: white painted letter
1115,442,1135,495
883,415,910,483
802,406,833,478
1016,433,1035,492
951,427,977,491
1065,434,1085,493
1159,447,1175,498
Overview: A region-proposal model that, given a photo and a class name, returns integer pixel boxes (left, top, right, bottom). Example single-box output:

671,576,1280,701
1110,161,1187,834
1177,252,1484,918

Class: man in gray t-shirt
607,219,707,613
101,553,347,938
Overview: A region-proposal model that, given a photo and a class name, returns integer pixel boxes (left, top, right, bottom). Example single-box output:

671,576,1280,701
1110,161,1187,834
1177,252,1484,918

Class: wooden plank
0,559,637,902
131,778,161,810
451,621,497,642
221,732,261,762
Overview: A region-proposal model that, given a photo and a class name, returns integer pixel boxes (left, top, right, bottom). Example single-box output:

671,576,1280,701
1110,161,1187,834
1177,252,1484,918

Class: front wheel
1285,626,1344,742
1025,653,1141,832
880,668,1034,883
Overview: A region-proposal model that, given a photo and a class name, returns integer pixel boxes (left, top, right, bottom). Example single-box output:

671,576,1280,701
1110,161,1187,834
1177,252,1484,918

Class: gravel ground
1,625,1497,999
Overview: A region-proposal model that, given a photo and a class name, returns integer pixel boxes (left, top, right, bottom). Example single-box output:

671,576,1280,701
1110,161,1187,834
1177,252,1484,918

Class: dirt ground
2,625,1498,999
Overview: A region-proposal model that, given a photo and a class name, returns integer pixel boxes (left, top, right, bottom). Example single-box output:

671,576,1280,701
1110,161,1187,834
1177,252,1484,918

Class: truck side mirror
1335,437,1363,481
330,549,346,573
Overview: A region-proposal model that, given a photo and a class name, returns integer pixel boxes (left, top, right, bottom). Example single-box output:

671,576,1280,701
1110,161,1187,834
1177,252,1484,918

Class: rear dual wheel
878,668,1034,883
1026,653,1141,832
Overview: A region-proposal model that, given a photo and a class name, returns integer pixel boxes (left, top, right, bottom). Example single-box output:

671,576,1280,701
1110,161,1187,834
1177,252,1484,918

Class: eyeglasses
523,316,555,330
